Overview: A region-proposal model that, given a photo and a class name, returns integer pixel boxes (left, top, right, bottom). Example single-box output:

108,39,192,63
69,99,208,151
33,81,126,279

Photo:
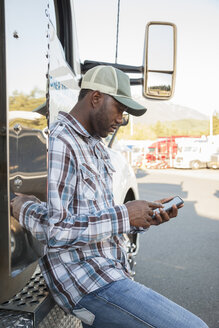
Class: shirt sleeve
19,133,131,249
19,201,48,245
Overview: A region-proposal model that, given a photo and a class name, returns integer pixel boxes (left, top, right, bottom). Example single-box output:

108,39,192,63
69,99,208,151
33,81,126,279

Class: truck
145,137,178,168
174,137,219,169
207,152,219,169
0,1,176,326
140,136,186,169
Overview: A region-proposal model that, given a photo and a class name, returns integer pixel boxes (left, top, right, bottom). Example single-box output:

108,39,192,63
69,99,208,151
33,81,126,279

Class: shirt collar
57,111,101,147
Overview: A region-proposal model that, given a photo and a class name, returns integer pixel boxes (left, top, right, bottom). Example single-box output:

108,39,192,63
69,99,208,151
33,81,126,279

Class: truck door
0,0,81,303
0,0,49,303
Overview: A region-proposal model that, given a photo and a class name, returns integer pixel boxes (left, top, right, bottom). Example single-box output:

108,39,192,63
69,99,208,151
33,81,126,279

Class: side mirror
121,113,129,126
143,22,177,100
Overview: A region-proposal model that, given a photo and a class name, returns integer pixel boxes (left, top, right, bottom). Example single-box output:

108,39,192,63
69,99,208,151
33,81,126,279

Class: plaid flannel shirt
19,111,132,312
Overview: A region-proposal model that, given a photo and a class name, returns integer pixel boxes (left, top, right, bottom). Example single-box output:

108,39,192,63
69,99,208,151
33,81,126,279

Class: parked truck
146,137,178,165
142,136,187,169
207,153,219,169
0,1,176,326
174,137,219,169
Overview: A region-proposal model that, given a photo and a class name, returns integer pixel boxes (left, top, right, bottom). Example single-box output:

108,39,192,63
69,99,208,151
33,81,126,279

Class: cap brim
112,95,147,117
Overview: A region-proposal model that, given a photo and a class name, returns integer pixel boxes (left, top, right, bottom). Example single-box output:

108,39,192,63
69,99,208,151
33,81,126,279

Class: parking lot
135,168,219,328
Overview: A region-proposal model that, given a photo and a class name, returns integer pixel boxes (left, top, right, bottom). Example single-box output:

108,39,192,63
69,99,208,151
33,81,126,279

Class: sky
73,0,219,117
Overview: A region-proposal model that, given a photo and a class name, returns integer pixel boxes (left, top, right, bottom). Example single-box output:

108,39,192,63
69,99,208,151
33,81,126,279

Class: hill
117,98,210,140
132,97,208,125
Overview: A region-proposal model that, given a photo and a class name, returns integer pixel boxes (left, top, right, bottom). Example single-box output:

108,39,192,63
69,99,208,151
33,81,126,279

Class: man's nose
116,113,123,125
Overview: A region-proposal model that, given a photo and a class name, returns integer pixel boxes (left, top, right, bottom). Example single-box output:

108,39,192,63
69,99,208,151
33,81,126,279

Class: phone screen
153,196,184,217
163,196,184,211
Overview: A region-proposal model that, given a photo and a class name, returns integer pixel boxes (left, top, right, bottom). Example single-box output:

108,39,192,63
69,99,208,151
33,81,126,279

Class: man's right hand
125,200,164,229
11,193,40,221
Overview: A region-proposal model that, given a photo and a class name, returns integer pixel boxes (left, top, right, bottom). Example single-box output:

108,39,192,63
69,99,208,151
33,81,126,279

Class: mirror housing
143,22,177,100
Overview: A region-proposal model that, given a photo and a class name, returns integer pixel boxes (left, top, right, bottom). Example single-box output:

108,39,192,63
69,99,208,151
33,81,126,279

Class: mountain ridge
132,97,208,125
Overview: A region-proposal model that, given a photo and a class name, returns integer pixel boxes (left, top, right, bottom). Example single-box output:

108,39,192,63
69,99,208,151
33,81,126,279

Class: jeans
73,278,208,328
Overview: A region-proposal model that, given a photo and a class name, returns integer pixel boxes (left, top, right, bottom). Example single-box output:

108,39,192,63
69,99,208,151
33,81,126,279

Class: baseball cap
81,65,147,116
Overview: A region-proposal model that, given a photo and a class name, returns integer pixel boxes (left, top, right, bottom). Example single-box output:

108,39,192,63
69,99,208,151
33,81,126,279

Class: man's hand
154,197,184,221
125,197,183,229
125,200,164,229
11,193,40,221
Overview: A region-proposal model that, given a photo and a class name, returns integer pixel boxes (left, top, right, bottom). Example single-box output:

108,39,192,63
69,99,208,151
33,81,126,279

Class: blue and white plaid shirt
20,111,132,312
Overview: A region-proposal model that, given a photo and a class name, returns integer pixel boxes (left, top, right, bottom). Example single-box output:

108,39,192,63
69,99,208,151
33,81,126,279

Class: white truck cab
174,139,218,169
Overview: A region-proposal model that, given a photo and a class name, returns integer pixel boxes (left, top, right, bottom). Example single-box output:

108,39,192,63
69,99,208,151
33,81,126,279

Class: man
11,66,208,328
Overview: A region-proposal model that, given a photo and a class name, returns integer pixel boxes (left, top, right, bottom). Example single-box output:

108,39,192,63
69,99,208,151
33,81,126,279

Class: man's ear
90,91,104,108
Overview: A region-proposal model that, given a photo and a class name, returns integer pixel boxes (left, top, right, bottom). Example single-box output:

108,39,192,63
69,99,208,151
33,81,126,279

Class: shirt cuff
129,226,148,233
19,200,35,228
113,204,130,234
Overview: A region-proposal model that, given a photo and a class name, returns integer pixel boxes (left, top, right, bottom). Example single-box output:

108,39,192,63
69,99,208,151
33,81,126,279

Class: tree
213,114,219,134
8,90,47,129
152,121,165,137
117,119,209,141
9,90,46,112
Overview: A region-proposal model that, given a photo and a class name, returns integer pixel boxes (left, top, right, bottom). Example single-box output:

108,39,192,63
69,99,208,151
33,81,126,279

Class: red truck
146,137,178,162
144,136,200,168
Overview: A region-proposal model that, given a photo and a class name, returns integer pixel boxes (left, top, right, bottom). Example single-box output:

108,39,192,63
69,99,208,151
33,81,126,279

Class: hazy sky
74,0,219,116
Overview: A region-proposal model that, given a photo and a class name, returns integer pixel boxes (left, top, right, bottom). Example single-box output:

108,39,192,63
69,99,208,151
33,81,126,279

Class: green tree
117,119,209,141
8,90,47,129
117,123,156,140
152,121,165,137
9,90,46,112
213,114,219,134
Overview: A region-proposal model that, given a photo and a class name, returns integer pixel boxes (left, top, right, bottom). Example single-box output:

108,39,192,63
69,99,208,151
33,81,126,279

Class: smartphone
152,196,184,218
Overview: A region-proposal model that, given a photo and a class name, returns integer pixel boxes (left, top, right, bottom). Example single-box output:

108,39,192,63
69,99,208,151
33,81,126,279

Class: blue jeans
73,278,208,328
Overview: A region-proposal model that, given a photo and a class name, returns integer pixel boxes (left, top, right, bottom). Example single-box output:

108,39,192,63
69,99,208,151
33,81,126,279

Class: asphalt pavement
134,168,219,328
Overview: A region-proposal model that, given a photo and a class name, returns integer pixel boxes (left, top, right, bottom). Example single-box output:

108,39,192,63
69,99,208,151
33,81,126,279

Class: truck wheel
190,160,201,169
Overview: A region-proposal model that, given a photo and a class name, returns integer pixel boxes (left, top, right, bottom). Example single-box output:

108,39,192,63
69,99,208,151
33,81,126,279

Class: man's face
91,94,127,138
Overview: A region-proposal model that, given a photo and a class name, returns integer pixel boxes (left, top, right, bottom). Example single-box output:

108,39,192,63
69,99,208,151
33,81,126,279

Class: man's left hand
151,197,184,225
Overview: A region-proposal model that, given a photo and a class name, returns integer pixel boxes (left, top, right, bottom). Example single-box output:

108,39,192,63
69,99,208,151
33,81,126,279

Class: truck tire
190,160,201,169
